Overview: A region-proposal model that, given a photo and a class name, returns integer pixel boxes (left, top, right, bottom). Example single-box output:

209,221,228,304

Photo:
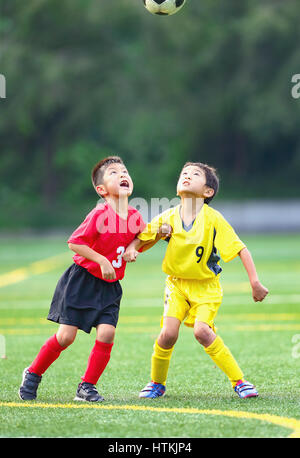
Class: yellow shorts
161,276,223,331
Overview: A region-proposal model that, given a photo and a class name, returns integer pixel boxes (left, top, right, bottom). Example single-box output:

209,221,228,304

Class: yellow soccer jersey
138,204,246,280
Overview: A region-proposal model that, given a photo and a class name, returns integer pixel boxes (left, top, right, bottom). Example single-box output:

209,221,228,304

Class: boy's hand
123,247,139,263
99,257,116,280
158,224,173,238
251,281,269,302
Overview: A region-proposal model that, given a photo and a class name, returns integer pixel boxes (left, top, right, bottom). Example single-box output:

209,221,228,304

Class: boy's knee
96,324,116,344
56,325,78,348
194,322,215,346
56,332,76,348
159,329,178,348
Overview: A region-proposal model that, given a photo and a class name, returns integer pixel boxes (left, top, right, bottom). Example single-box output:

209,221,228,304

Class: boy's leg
81,324,115,385
194,322,244,387
19,324,76,400
152,317,180,385
140,277,187,399
203,331,258,397
139,317,180,398
74,324,115,402
194,321,258,397
29,325,77,375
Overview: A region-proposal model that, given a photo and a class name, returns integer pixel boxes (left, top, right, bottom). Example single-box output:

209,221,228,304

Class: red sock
29,334,67,376
82,340,113,385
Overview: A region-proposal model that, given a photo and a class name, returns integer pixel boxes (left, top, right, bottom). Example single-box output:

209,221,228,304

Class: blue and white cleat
234,380,258,399
139,381,166,399
19,367,42,401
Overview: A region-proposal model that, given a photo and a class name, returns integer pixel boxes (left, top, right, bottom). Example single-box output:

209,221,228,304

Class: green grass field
0,234,300,438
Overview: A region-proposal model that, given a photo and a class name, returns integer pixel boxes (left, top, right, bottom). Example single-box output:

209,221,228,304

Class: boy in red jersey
19,156,145,402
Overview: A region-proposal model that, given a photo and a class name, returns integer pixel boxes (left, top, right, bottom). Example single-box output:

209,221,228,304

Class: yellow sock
204,335,244,388
151,340,174,386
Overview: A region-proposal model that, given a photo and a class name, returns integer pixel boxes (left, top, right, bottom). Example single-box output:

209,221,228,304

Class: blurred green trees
1,0,300,228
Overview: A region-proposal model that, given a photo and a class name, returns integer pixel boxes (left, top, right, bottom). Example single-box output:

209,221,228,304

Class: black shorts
47,264,122,334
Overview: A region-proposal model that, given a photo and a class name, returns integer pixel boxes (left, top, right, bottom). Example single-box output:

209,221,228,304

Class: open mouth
182,180,190,186
120,179,129,188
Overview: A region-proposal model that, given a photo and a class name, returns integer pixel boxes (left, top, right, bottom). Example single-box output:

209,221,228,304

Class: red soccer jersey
68,202,146,282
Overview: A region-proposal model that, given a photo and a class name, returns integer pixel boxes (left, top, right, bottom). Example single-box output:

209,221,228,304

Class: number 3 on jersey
112,246,125,268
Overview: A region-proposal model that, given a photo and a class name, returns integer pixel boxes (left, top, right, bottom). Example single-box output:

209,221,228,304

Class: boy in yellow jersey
123,162,269,399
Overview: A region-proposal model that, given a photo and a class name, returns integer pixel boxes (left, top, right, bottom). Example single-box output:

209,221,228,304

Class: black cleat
19,367,42,400
74,382,104,402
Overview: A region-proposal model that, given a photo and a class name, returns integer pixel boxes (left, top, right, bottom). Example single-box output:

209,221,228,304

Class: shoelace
82,383,98,394
236,382,255,393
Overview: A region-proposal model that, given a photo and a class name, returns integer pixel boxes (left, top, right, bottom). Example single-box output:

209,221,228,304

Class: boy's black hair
91,156,124,192
182,162,219,204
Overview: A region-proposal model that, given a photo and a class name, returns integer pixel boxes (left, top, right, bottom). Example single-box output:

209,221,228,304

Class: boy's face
177,165,214,200
96,163,133,199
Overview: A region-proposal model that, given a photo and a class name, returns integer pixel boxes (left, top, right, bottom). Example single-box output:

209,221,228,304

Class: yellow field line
1,323,300,335
222,282,250,292
0,253,70,288
218,313,300,322
0,313,300,326
232,324,300,331
0,402,299,438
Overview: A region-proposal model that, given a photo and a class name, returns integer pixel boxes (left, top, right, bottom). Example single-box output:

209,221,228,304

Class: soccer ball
143,0,187,16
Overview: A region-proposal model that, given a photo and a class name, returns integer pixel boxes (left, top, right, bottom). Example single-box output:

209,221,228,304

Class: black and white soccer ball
143,0,187,16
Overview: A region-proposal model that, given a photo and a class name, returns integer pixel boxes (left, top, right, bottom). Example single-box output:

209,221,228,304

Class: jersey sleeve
128,209,146,235
214,212,246,262
67,209,103,246
138,214,147,234
137,209,171,243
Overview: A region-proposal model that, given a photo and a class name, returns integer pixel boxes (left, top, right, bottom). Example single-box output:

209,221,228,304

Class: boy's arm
68,243,116,280
123,224,172,262
238,247,269,302
123,236,160,263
